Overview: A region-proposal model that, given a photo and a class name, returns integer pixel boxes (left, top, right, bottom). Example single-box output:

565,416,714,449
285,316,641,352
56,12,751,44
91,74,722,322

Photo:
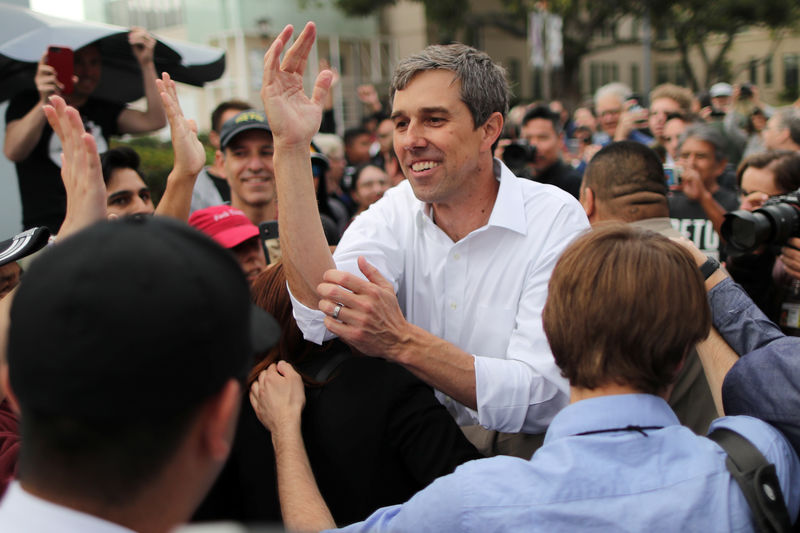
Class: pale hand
260,22,333,147
129,27,156,65
157,72,205,178
35,52,67,103
249,361,306,436
678,166,707,201
43,95,107,238
317,256,411,361
781,237,800,280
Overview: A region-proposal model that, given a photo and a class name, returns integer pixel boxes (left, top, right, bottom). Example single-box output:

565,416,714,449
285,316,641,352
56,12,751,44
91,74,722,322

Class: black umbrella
0,4,225,104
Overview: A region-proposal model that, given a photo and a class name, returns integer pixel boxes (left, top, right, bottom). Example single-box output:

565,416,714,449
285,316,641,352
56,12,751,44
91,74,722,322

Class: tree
335,0,638,102
651,0,800,91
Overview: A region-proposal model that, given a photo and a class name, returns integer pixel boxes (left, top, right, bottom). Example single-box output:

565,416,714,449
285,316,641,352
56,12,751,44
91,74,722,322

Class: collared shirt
0,481,135,532
330,394,800,533
712,278,800,455
291,160,589,432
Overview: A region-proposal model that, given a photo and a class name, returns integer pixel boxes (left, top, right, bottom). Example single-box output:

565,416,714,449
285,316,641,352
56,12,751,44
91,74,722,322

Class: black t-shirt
529,159,582,199
5,91,124,232
668,186,739,259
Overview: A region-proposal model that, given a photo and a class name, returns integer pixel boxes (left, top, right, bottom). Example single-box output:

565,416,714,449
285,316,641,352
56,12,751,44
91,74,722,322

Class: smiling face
391,69,497,206
106,167,155,217
73,45,102,98
223,130,276,209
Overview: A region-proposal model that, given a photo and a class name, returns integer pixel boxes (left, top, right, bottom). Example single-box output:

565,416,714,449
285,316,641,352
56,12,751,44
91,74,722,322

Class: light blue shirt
331,394,800,532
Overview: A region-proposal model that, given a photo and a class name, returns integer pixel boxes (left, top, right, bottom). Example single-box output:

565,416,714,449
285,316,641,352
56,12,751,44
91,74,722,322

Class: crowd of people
0,19,799,532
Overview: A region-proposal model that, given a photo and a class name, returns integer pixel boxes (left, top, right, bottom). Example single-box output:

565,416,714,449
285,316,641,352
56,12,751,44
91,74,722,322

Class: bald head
580,141,669,223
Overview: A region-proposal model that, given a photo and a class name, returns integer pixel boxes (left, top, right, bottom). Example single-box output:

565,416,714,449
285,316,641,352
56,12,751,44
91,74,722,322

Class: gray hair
594,82,632,107
390,43,509,128
677,124,727,162
776,108,800,147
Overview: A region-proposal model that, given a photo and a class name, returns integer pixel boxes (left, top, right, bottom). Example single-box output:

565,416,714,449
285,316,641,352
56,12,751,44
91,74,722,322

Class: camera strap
707,427,795,533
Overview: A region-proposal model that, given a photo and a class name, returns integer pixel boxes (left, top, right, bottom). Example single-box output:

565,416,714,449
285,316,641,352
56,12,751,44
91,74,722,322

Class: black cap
0,227,51,267
219,109,271,150
7,216,280,420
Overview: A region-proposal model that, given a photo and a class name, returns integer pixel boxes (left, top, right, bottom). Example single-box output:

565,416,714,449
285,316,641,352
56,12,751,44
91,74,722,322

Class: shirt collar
415,159,527,236
0,481,136,533
544,394,680,445
486,159,528,235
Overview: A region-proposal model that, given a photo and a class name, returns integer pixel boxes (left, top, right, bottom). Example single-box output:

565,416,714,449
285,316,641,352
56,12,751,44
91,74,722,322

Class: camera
740,84,754,99
721,190,800,254
502,141,537,176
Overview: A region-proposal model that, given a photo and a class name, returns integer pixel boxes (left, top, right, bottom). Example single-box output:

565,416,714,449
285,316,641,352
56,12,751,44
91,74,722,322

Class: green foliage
110,136,214,205
335,0,396,17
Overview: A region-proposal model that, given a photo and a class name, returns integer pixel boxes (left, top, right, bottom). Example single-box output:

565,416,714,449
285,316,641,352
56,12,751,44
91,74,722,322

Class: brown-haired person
252,225,800,532
193,262,481,527
727,150,800,321
579,141,717,434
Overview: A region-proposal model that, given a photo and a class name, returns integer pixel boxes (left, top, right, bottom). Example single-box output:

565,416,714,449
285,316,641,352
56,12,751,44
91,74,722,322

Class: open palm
261,23,333,146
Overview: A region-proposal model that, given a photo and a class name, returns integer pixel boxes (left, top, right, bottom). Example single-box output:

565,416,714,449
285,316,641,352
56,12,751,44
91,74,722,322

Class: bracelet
699,256,720,280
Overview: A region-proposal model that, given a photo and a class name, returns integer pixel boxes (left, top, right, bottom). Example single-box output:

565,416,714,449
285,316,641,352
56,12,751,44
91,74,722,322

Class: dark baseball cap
219,109,271,150
0,226,51,267
7,216,280,420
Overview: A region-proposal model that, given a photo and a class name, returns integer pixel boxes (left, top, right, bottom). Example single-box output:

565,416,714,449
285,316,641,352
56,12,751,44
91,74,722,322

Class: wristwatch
699,256,720,280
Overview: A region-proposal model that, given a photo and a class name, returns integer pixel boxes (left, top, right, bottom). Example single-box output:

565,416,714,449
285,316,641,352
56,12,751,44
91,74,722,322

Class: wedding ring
332,304,342,320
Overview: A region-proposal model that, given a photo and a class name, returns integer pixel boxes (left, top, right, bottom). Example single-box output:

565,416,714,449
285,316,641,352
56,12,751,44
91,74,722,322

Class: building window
749,58,758,85
674,63,686,87
590,63,600,94
631,63,640,94
785,54,799,99
656,63,670,85
765,57,773,86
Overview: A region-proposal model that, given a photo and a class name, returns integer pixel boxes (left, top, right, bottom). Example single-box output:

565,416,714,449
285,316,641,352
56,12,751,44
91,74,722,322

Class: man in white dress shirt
262,23,588,455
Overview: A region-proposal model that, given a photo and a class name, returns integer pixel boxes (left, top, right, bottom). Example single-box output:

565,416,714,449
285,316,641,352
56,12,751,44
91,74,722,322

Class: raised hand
156,72,205,179
43,95,107,238
35,52,66,104
261,23,334,147
129,27,156,66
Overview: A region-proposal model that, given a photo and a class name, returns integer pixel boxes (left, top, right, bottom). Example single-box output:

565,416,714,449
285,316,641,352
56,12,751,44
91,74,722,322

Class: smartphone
47,46,74,95
259,221,279,265
664,164,682,187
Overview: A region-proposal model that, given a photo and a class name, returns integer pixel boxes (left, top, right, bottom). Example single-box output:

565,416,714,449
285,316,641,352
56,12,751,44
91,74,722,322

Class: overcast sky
30,0,85,20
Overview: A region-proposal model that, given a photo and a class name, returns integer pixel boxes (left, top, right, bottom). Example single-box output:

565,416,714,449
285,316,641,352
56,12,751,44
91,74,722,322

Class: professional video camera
721,190,800,254
502,141,537,177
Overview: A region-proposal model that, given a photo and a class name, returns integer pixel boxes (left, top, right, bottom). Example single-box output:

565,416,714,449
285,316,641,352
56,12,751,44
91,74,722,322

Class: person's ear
480,112,504,153
200,379,241,461
209,130,221,150
580,186,595,221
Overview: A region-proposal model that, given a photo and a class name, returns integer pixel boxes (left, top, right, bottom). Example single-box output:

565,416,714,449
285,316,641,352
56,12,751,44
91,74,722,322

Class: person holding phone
3,27,167,233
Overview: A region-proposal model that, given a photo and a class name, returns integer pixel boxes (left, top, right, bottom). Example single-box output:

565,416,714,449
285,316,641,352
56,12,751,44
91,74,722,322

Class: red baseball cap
189,205,259,249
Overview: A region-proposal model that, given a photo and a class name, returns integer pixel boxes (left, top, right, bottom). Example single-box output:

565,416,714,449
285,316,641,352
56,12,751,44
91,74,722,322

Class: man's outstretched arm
261,23,336,308
250,362,335,533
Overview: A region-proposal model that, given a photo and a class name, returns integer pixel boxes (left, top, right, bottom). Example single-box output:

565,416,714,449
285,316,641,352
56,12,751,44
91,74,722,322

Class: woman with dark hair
193,262,481,526
727,150,800,321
